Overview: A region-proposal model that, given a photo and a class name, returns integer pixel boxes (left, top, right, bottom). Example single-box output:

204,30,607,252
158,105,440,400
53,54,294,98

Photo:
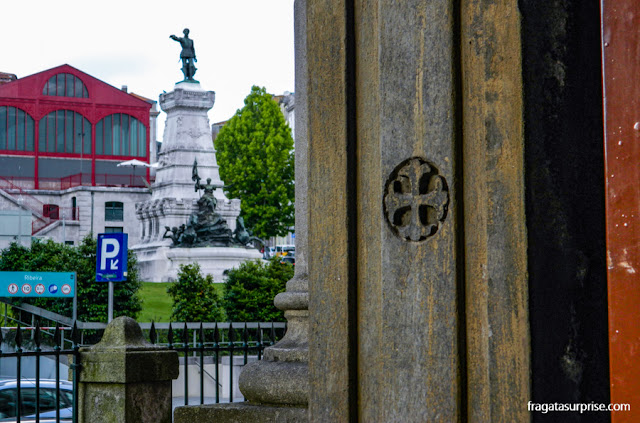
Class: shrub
223,259,293,322
167,263,225,322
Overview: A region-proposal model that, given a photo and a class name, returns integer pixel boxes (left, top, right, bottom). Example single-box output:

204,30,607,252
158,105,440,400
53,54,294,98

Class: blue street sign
0,272,76,297
96,233,128,282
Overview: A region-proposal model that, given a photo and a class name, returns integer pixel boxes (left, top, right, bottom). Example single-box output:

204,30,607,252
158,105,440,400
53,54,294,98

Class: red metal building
0,64,152,190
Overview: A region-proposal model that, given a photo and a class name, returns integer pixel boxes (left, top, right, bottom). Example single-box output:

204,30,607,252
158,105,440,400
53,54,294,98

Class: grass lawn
137,281,226,323
137,282,173,323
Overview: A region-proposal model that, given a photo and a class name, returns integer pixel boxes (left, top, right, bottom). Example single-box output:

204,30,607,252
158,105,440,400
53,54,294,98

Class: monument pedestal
166,247,261,282
133,243,261,283
132,82,259,282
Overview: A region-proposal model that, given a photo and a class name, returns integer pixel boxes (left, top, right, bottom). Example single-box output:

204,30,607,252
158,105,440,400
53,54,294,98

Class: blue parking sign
96,233,128,282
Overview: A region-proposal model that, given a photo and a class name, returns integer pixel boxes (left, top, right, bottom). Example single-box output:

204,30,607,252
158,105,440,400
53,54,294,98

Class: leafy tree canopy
167,263,225,322
223,259,293,322
215,86,295,239
0,236,142,322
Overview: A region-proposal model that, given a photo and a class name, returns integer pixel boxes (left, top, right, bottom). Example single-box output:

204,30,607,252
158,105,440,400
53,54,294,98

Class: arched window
42,73,88,98
38,110,91,154
0,106,35,151
105,201,124,221
96,113,147,157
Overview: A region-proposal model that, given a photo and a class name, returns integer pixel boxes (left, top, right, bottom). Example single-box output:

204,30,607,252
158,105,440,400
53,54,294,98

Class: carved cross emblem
384,157,449,242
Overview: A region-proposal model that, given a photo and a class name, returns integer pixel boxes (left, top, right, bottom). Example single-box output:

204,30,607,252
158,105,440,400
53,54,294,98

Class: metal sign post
108,281,114,322
96,233,128,323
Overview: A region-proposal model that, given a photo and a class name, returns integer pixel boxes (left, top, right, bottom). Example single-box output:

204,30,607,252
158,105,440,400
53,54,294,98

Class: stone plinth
154,82,224,200
166,247,262,282
78,317,178,423
133,244,261,283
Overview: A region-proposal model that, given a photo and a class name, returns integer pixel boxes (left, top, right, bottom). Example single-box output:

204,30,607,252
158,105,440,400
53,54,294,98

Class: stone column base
173,402,308,422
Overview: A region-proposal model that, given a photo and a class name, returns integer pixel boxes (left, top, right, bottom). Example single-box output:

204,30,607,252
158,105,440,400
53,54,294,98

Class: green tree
0,236,142,322
223,259,293,322
167,263,225,322
215,86,295,239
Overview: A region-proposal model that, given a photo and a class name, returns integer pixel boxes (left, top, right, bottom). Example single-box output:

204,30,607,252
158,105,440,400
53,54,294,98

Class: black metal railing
0,321,80,423
0,319,285,421
147,321,286,406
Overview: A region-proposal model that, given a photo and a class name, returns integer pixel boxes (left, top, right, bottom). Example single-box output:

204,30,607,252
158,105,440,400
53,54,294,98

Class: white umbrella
117,159,150,168
117,159,150,186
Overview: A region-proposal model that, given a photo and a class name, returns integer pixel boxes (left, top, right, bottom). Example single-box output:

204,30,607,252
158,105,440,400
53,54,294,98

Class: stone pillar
460,1,530,421
77,317,178,423
306,0,529,421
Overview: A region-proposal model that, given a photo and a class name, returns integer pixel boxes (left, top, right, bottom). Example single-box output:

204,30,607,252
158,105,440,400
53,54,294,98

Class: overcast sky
1,0,295,142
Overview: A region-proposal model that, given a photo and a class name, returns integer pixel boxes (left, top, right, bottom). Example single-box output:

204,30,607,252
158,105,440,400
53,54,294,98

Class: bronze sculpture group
163,160,262,248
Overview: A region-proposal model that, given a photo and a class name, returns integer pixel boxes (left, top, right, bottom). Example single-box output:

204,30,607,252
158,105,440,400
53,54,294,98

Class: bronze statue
192,159,232,214
163,226,182,244
195,177,218,213
234,217,264,247
170,28,197,81
177,223,196,246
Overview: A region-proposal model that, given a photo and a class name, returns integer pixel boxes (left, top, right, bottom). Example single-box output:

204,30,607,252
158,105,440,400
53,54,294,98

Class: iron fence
147,321,286,406
0,320,285,422
0,322,80,423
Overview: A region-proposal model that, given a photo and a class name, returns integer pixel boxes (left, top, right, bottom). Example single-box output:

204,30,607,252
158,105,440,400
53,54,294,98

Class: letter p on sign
100,238,119,270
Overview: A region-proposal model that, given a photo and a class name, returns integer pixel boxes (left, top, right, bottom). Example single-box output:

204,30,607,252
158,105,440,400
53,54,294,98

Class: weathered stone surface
80,349,178,384
79,317,178,384
307,0,530,421
354,0,460,419
263,310,308,363
173,402,308,422
238,360,309,406
306,1,355,421
78,317,178,423
79,381,173,423
461,0,530,421
91,315,153,350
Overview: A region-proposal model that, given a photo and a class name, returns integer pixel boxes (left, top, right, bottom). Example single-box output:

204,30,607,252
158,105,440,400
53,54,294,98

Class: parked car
262,246,275,260
280,256,295,266
0,379,73,422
